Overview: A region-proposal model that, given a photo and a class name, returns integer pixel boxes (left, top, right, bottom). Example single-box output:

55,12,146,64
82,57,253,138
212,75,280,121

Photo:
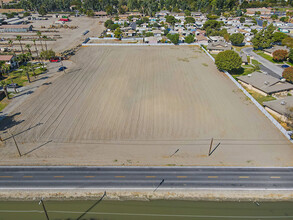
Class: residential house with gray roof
237,71,293,96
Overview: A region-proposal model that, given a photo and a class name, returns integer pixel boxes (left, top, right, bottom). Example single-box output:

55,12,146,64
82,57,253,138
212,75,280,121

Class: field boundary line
200,45,293,143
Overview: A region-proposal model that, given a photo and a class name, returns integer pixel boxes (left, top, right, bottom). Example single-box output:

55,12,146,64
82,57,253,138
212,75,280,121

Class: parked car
58,66,67,72
50,58,60,62
281,64,290,68
7,83,20,88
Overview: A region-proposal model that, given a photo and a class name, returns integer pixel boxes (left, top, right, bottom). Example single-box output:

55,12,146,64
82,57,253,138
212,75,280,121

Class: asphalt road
242,47,284,77
0,166,292,190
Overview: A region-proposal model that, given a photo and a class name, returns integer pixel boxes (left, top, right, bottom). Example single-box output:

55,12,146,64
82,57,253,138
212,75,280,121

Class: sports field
0,46,292,166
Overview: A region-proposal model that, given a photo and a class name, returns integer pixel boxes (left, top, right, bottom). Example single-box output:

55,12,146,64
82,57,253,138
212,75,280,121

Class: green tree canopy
215,50,242,72
38,6,47,16
229,33,244,45
271,14,278,20
104,20,114,28
273,32,288,43
40,49,55,60
252,24,275,49
185,34,194,44
114,28,122,39
185,16,195,24
167,33,179,45
282,37,293,48
165,15,176,25
240,17,245,23
184,10,191,16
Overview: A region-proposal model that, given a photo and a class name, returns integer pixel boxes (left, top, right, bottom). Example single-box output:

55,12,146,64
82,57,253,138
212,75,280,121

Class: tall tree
25,44,32,57
16,35,24,55
37,31,44,51
42,35,48,51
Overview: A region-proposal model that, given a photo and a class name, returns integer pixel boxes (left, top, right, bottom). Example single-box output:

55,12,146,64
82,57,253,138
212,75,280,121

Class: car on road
50,58,60,62
281,64,290,69
58,66,67,72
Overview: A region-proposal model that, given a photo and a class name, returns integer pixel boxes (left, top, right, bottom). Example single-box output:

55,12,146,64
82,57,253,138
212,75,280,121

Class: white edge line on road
0,166,293,169
0,188,293,191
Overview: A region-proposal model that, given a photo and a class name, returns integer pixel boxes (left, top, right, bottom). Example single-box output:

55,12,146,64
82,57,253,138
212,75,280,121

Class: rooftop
237,71,293,94
263,96,293,116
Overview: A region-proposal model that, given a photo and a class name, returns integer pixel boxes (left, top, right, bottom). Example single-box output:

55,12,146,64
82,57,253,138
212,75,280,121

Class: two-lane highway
0,166,292,190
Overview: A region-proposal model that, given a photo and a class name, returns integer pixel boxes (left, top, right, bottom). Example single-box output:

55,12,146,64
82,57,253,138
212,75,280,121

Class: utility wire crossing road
0,167,292,189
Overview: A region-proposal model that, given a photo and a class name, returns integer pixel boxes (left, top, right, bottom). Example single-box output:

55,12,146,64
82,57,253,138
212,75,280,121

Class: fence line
82,42,206,46
200,45,293,142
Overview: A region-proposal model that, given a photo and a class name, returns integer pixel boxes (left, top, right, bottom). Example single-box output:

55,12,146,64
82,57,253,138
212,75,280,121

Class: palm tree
33,39,40,63
3,64,17,94
0,81,9,99
27,62,36,79
8,40,16,57
36,31,44,51
25,44,32,56
16,35,24,55
42,35,48,51
23,66,31,83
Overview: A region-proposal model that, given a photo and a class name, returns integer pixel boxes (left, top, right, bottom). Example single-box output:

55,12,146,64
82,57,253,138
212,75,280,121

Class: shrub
167,33,179,45
283,67,293,83
272,49,288,61
215,50,242,72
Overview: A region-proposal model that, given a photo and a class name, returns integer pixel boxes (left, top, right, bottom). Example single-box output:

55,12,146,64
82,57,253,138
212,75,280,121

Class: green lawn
2,64,47,87
247,89,276,105
254,50,284,64
232,45,252,52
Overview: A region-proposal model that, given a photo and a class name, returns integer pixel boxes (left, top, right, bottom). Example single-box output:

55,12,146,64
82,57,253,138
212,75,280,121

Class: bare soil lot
0,46,292,166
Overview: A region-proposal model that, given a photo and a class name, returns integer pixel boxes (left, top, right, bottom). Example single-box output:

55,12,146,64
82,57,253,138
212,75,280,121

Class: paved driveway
242,47,284,77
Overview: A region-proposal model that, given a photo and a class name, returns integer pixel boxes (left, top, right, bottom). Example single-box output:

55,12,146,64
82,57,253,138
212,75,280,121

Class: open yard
0,45,292,166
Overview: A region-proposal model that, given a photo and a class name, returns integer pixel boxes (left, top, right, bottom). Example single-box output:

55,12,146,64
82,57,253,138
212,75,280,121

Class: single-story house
195,35,208,44
152,29,163,37
144,36,161,44
127,29,136,37
263,45,289,56
94,11,107,17
208,36,225,43
263,96,293,122
237,71,293,96
0,24,33,32
0,55,17,68
206,41,232,53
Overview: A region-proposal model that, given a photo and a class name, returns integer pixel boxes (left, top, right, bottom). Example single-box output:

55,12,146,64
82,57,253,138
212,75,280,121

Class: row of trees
5,0,243,16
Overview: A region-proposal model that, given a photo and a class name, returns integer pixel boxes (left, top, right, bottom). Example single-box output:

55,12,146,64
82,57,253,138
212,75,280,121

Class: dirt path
0,46,292,166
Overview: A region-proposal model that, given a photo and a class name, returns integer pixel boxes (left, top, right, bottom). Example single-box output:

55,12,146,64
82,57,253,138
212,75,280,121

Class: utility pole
8,131,21,157
39,198,50,220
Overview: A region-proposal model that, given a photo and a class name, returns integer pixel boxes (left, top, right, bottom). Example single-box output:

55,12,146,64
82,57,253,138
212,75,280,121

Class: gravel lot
0,45,292,166
1,16,106,53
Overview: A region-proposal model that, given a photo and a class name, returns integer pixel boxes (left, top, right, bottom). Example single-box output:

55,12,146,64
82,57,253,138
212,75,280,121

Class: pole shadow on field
2,122,43,141
22,140,53,156
76,191,107,220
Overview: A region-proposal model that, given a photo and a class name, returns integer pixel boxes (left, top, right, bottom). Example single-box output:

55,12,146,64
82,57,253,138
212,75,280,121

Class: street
0,166,292,189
